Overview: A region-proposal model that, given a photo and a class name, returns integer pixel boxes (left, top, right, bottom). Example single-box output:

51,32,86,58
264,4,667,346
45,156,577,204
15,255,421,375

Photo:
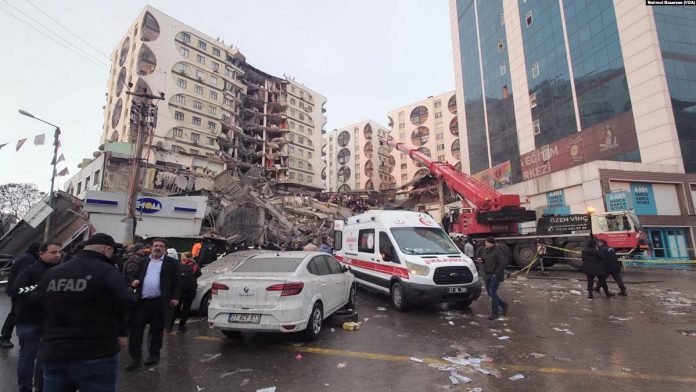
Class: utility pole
123,87,164,245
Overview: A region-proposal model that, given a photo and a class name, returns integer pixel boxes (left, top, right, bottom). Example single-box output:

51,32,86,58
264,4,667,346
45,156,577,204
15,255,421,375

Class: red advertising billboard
520,111,638,181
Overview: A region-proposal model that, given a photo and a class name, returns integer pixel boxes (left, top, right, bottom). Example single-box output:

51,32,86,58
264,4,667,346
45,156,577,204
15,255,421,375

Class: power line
24,0,110,59
0,5,109,71
0,0,109,68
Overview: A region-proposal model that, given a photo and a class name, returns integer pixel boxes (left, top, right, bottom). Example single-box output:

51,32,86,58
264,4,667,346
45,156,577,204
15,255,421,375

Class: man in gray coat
477,237,509,320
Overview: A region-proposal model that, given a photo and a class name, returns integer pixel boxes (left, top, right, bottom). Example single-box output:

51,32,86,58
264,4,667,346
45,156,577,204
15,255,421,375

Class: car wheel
199,292,211,318
305,302,323,341
345,283,357,309
221,330,241,339
391,282,409,311
330,309,358,327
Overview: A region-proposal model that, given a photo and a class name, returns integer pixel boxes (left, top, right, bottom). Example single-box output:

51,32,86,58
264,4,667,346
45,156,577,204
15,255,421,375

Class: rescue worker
37,233,136,392
582,239,613,299
12,241,63,392
1,242,40,349
477,237,509,320
597,239,627,296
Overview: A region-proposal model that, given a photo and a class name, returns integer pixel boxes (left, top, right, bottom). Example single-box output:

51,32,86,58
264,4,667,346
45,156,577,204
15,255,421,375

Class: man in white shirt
125,238,180,371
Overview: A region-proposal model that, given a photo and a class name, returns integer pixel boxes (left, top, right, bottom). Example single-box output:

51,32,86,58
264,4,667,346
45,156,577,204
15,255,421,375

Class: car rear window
233,258,304,273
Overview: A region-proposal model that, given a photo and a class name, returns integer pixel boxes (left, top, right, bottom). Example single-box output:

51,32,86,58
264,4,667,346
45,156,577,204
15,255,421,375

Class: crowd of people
0,234,206,392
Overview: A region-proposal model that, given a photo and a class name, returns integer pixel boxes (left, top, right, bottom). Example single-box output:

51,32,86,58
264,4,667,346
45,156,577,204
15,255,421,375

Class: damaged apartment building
65,5,327,200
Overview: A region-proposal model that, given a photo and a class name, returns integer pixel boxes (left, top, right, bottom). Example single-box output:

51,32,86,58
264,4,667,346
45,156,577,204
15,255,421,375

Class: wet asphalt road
1,268,696,392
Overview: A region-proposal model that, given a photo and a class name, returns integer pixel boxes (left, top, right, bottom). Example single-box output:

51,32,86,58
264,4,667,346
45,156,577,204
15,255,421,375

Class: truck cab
591,211,648,255
333,210,481,311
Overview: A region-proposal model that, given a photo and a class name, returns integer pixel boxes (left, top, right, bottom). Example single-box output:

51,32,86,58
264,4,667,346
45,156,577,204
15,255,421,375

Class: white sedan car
208,252,356,340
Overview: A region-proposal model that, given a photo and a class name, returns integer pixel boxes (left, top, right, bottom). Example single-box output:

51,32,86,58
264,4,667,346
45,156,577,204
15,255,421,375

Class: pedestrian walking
11,242,63,392
477,237,509,320
1,243,40,349
597,239,627,296
582,239,613,299
122,244,146,282
442,213,451,234
37,234,136,392
126,238,181,371
167,252,201,333
463,238,475,259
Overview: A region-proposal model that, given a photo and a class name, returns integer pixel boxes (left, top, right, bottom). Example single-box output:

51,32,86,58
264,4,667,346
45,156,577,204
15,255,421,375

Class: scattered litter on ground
590,367,598,371
509,374,525,381
363,318,370,322
343,322,360,331
680,330,696,337
449,321,455,326
295,353,303,360
410,357,424,363
337,362,347,368
240,379,250,387
513,300,522,304
450,371,472,383
196,386,205,391
449,375,461,385
552,327,575,335
330,328,335,333
468,388,483,392
498,336,510,340
622,367,632,373
220,369,253,378
200,353,222,363
609,316,632,322
516,277,528,281
377,307,387,311
530,353,546,358
256,387,276,392
569,290,582,295
469,321,480,325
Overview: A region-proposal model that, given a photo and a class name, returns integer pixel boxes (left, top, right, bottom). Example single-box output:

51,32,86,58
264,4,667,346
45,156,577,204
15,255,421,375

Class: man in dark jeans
477,237,509,320
12,242,62,392
126,238,180,371
1,243,40,349
597,239,627,296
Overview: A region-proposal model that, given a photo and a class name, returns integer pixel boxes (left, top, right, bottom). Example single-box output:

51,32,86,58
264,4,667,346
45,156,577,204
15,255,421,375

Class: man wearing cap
126,238,180,370
477,237,509,320
37,233,136,392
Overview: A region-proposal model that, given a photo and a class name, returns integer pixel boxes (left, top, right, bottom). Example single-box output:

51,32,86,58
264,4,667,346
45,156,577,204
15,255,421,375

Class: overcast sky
0,0,455,192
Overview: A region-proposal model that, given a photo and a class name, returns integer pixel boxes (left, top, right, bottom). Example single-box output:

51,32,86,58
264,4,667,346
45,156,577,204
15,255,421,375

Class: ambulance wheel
565,242,585,270
390,282,409,311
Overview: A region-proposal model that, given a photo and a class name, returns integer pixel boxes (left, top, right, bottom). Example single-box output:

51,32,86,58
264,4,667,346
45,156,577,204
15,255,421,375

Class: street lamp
18,109,61,241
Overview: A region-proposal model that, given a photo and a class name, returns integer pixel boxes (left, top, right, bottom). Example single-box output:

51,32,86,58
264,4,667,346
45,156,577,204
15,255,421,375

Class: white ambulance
333,210,481,311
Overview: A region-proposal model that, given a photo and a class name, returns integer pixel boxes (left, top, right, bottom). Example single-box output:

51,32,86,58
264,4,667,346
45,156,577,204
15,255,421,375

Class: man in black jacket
582,239,612,299
12,242,62,392
126,238,180,371
597,239,627,296
1,243,40,349
38,233,136,392
477,237,509,320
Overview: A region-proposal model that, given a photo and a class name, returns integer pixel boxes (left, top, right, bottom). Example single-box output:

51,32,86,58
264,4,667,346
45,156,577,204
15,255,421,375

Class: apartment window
175,95,186,104
438,155,445,162
192,117,201,126
290,122,296,129
401,174,407,181
177,79,187,88
299,102,305,108
399,123,405,130
191,132,200,143
197,55,205,64
209,90,218,100
437,144,445,151
181,32,191,43
355,173,361,181
195,85,203,95
190,149,199,155
299,113,305,121
308,176,313,183
93,170,100,185
531,62,539,78
198,40,206,50
178,63,189,73
436,133,444,140
223,97,232,106
533,119,541,135
207,121,216,131
502,85,510,99
174,111,184,121
172,145,184,153
500,62,507,76
435,112,442,119
210,76,218,86
298,136,304,144
401,163,407,169
497,40,504,53
298,161,304,169
289,172,295,179
290,98,296,105
193,101,202,110
530,93,537,108
307,151,312,158
434,100,441,108
224,69,235,78
173,128,183,137
212,47,221,57
298,173,304,181
222,114,230,123
207,137,215,146
180,47,189,57
289,146,295,154
288,133,295,142
299,124,305,132
209,106,217,115
526,11,533,26
212,62,219,72
77,182,81,195
299,149,304,156
195,70,204,80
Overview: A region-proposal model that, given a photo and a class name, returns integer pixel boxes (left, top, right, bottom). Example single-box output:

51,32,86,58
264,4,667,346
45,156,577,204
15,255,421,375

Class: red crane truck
380,137,648,268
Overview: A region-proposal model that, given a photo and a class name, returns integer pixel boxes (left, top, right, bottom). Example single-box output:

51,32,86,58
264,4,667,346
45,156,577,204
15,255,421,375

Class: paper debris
509,374,525,381
410,357,424,363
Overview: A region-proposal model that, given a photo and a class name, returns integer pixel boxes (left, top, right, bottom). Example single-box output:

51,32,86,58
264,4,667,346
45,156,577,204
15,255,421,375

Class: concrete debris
256,387,276,392
200,353,222,363
220,369,253,378
680,330,696,337
569,290,582,295
608,316,632,321
552,327,575,335
498,336,510,340
508,374,525,381
337,362,347,368
468,388,483,392
410,357,424,363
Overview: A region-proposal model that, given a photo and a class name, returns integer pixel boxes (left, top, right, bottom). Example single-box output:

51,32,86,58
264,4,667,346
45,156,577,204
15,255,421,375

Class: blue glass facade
477,0,521,181
456,0,489,175
518,0,577,147
653,6,696,173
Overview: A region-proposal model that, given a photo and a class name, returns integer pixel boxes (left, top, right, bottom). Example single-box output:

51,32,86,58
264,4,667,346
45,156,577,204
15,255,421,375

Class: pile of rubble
204,169,353,248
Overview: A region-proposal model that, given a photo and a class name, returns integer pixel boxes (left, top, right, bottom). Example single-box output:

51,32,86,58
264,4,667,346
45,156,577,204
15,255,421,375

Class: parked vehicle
207,252,356,340
333,210,481,311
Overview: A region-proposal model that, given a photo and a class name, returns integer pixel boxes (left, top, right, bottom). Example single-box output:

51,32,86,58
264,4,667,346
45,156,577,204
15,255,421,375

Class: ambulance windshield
390,227,459,255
